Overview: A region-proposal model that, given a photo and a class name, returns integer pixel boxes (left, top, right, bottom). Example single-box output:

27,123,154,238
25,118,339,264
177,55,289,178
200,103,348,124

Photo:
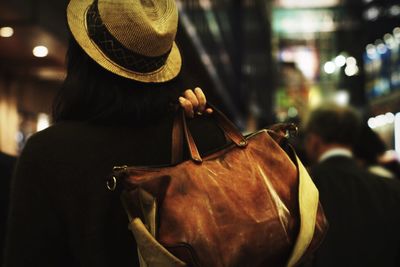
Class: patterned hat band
86,0,171,74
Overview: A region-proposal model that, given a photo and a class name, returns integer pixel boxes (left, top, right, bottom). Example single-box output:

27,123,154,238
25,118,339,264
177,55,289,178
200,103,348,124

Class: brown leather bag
107,108,328,267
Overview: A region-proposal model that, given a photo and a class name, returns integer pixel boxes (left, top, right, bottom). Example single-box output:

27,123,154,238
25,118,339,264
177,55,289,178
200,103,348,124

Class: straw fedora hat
67,0,182,83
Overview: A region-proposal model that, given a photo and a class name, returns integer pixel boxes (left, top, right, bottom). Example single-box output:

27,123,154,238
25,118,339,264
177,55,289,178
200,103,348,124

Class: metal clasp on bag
106,176,117,191
284,123,298,139
269,123,298,139
106,165,127,191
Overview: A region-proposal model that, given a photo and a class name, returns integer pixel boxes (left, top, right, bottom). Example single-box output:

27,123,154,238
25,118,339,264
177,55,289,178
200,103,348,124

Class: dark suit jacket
3,114,226,267
310,156,400,267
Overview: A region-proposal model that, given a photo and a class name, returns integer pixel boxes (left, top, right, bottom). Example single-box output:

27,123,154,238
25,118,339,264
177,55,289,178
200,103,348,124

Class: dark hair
304,104,361,147
52,37,184,125
353,125,386,165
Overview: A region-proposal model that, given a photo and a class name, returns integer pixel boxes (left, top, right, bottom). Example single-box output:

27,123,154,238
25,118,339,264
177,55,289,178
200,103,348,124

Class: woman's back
4,116,225,266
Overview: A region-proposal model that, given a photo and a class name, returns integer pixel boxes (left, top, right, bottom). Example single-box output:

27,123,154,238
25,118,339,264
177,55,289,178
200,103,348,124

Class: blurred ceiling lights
334,55,346,68
368,112,395,129
364,4,400,21
344,64,359,77
324,53,359,76
365,27,400,59
324,61,336,74
389,5,400,16
0,26,14,37
35,67,65,81
364,6,380,21
334,90,350,106
32,45,48,58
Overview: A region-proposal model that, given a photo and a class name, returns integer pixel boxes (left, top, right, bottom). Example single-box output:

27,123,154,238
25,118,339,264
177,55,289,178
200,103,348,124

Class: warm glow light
293,47,318,80
385,112,395,124
389,5,400,17
0,27,14,37
334,91,349,106
384,33,396,49
346,57,357,66
394,27,400,39
368,118,376,129
384,33,394,43
395,113,400,157
334,55,346,67
280,50,295,62
375,115,387,128
199,0,212,10
33,45,48,57
344,64,359,76
308,86,322,107
364,6,380,21
37,113,50,131
324,61,336,74
368,113,396,129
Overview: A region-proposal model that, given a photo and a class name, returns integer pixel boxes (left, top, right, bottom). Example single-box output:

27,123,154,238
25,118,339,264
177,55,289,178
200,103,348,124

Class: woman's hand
179,87,213,118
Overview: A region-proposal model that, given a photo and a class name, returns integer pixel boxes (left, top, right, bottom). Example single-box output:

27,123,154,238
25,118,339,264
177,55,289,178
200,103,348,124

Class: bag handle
171,103,247,164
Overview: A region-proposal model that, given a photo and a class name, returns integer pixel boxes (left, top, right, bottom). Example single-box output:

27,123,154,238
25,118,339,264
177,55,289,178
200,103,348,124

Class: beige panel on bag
129,218,186,267
286,156,319,267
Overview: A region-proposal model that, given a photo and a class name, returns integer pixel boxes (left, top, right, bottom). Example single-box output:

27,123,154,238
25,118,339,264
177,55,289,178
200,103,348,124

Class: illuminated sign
275,0,340,8
273,8,337,34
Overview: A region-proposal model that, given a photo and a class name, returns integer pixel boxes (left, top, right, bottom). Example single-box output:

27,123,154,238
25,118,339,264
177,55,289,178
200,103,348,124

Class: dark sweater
310,156,400,267
3,114,226,267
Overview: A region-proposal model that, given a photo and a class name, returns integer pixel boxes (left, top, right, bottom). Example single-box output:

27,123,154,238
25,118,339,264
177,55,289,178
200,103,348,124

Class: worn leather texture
113,112,328,267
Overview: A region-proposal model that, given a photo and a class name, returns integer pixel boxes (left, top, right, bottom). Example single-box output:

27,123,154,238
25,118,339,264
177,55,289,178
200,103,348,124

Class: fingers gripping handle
171,104,247,164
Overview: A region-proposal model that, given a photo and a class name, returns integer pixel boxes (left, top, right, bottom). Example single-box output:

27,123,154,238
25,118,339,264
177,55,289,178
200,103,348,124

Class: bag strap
209,103,248,147
171,104,247,164
171,112,184,164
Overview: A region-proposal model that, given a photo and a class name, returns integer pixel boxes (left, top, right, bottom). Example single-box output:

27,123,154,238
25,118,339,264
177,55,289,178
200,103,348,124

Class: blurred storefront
272,0,365,122
362,0,400,157
272,0,400,157
0,0,67,155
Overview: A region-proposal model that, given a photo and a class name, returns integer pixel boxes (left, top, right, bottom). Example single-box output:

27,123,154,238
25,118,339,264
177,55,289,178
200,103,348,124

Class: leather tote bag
107,107,328,267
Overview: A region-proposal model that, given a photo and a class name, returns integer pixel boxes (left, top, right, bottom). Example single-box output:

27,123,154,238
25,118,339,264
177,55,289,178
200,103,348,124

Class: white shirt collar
318,148,353,163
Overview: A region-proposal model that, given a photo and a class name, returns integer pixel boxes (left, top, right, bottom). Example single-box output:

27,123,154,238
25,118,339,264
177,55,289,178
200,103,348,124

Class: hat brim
67,0,182,83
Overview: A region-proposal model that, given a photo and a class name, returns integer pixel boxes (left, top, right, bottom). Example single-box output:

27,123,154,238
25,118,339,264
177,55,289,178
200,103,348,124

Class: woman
3,0,225,266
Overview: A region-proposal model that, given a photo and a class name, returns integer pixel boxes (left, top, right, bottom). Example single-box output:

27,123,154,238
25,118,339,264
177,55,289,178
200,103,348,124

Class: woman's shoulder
25,121,92,147
21,121,108,161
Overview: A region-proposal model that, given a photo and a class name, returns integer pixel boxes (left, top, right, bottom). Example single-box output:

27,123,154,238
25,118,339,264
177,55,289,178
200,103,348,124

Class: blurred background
0,0,399,159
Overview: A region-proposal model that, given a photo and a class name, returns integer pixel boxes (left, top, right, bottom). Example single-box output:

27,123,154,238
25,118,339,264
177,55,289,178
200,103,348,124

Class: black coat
0,152,16,265
3,114,226,267
310,156,400,267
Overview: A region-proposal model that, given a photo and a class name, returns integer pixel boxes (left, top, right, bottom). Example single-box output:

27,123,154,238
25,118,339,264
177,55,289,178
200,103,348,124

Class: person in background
3,0,225,266
382,157,400,181
303,103,400,267
354,124,397,179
